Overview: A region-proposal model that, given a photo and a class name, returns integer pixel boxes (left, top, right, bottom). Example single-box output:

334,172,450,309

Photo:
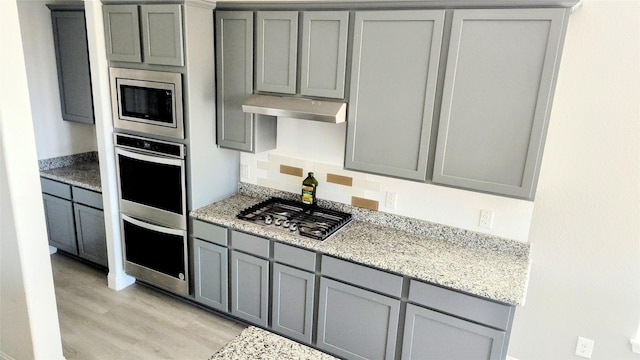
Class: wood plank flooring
51,253,246,359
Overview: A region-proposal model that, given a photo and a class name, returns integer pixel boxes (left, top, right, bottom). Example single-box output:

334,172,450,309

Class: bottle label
301,185,315,204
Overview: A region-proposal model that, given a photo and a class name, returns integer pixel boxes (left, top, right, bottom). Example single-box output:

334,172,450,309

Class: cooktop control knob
274,218,282,226
289,223,298,232
264,215,273,225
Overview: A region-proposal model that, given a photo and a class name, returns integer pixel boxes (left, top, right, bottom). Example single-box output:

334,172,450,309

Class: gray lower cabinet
103,4,184,66
48,4,94,124
432,8,569,199
215,11,277,153
41,177,106,266
192,220,229,311
317,277,400,360
42,193,77,254
74,204,107,267
193,238,228,312
345,10,445,181
402,304,506,360
230,250,269,327
271,263,315,344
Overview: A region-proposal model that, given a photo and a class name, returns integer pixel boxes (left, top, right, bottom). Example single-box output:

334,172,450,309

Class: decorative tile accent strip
327,173,353,187
279,164,303,177
351,196,379,211
39,151,98,171
238,182,530,257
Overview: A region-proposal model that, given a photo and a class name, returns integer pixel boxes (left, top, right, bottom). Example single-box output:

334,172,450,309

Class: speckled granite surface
40,160,102,192
210,327,337,360
38,151,98,171
191,187,531,305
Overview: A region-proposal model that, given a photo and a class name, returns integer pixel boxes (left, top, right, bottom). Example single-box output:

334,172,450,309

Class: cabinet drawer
231,230,270,258
408,280,514,331
72,186,103,209
192,220,228,247
321,255,403,297
274,242,316,272
41,177,71,199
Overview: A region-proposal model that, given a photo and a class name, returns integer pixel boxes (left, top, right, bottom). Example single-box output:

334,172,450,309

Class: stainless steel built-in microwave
110,67,184,139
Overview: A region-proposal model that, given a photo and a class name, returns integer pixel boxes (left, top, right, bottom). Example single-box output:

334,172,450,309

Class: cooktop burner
237,198,352,241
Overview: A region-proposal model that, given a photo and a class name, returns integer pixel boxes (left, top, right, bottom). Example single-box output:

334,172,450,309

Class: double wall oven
111,67,189,295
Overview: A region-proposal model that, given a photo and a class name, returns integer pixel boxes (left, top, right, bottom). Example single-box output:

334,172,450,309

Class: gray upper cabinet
256,11,298,94
432,8,568,199
140,5,184,66
254,11,349,99
103,4,184,66
216,11,277,153
300,11,349,99
345,11,445,181
48,5,94,124
103,5,141,63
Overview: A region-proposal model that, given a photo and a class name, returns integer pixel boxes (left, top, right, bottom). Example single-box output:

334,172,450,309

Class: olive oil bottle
301,172,318,205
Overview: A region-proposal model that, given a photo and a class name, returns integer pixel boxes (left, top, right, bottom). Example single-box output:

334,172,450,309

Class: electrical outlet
575,337,595,358
479,209,494,229
385,192,397,209
241,164,250,179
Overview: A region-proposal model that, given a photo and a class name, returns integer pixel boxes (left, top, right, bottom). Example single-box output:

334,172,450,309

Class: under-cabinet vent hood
242,94,347,124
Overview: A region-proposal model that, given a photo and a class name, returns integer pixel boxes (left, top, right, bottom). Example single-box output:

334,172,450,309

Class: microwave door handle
121,214,185,237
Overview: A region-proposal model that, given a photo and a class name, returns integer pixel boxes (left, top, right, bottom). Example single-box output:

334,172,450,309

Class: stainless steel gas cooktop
236,198,352,241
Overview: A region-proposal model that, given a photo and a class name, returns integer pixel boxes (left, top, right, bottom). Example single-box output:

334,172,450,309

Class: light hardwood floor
51,253,246,359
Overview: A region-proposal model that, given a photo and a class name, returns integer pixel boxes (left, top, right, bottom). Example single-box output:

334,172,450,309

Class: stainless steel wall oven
115,133,188,295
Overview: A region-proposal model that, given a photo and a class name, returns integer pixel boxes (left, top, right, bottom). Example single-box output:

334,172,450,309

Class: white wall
508,1,640,358
242,118,535,241
17,0,98,160
0,1,64,358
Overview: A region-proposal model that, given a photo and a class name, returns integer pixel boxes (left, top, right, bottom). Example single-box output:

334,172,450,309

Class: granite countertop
191,192,531,306
40,161,102,192
210,327,337,360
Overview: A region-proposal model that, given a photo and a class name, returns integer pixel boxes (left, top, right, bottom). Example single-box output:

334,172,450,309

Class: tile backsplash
247,153,382,211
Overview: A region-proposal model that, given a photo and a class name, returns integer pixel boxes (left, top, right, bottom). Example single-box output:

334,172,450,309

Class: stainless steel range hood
242,94,347,124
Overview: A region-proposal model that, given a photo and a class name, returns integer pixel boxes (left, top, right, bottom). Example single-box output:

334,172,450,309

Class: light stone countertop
190,192,531,306
210,326,338,360
40,161,102,192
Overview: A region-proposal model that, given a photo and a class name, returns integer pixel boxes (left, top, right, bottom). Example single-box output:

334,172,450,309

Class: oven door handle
121,213,186,236
115,147,185,166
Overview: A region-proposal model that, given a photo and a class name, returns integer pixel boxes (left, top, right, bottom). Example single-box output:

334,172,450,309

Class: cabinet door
215,11,255,152
50,9,94,124
345,11,445,181
43,194,77,255
271,263,315,344
193,239,228,312
140,4,184,66
402,304,506,360
74,204,107,267
230,251,269,327
317,277,400,360
103,5,141,63
300,11,349,99
433,9,568,199
256,11,298,94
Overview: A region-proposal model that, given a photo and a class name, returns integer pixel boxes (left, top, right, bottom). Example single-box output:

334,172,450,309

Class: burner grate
237,198,352,241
